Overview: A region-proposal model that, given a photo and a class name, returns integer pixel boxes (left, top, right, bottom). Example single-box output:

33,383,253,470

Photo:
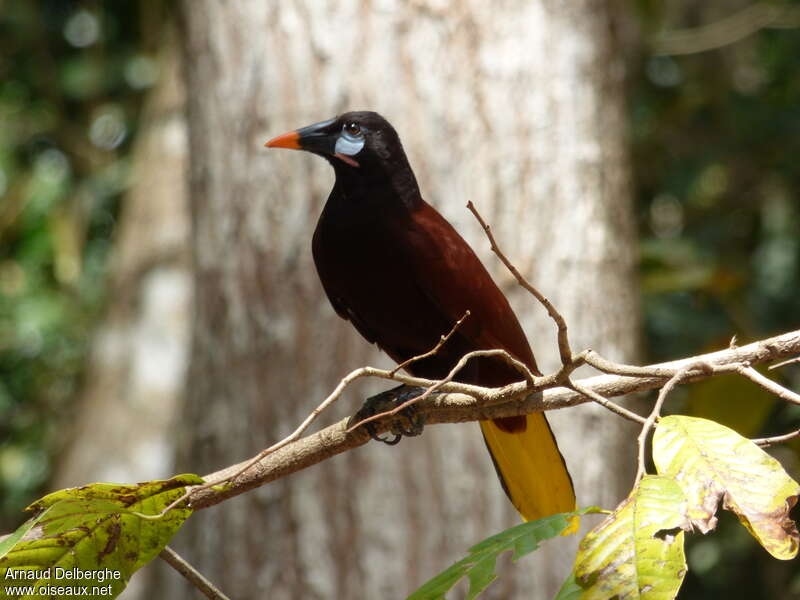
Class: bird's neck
331,158,422,214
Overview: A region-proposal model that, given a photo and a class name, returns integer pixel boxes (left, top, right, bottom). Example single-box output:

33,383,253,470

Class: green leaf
0,507,52,560
573,475,688,600
653,415,800,559
553,571,583,600
407,508,599,600
0,474,202,599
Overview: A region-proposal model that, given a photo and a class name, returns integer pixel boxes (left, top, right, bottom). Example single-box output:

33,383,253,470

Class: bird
265,111,575,524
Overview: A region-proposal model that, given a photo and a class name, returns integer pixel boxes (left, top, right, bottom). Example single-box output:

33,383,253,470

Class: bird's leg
350,384,426,445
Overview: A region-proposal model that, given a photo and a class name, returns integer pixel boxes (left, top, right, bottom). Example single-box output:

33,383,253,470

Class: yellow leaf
653,415,800,560
574,475,688,599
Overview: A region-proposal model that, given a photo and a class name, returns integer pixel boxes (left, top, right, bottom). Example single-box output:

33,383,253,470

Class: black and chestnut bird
266,111,575,523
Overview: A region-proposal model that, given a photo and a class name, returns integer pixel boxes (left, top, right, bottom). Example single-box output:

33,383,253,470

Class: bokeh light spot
64,9,101,48
650,194,684,238
89,105,127,150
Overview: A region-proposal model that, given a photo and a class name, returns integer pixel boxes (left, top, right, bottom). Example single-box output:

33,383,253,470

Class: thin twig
160,546,231,600
653,3,800,56
467,201,573,365
568,381,647,425
634,363,712,484
770,356,800,370
736,365,800,405
753,429,800,448
390,310,470,376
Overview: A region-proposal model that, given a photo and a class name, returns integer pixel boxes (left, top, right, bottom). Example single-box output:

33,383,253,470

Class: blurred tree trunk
164,2,639,599
52,28,189,499
51,31,190,599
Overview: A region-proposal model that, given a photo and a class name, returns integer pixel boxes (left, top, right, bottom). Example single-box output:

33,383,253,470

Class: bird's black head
267,111,421,210
266,111,410,176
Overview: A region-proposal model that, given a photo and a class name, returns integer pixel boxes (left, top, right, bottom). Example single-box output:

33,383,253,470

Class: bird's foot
350,385,426,445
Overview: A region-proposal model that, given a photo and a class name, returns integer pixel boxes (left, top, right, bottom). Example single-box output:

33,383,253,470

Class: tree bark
168,2,638,598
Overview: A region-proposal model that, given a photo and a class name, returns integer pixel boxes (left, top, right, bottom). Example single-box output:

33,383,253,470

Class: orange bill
265,131,301,149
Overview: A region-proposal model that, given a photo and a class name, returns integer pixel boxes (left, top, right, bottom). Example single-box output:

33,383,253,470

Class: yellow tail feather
480,413,578,533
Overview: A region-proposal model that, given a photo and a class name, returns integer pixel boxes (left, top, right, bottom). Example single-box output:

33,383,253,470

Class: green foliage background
0,0,159,523
633,3,800,597
0,1,797,598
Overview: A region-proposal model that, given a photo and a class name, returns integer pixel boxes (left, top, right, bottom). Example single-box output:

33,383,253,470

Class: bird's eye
344,122,362,136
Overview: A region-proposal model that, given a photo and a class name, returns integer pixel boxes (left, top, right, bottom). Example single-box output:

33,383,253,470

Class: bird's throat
332,160,422,214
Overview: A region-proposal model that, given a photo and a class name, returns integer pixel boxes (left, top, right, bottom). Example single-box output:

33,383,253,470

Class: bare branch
653,4,800,57
149,336,489,519
5,328,800,547
348,347,537,433
753,429,800,448
568,381,646,425
736,365,800,405
185,328,800,511
467,201,573,365
160,546,231,600
581,350,677,379
770,356,800,370
146,365,414,518
465,202,656,426
634,363,709,484
390,310,471,376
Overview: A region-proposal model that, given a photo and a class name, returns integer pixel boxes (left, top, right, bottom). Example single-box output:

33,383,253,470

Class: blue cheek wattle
335,134,365,156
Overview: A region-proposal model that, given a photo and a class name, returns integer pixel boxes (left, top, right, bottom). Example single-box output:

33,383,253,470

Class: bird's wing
407,201,576,526
405,201,539,379
316,279,382,347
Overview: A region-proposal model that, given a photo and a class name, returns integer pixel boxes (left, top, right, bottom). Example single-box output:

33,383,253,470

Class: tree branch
159,546,231,600
3,328,798,555
736,364,800,405
348,347,536,434
653,3,800,56
753,429,800,448
390,310,471,376
770,356,800,370
568,380,647,425
186,328,800,511
467,201,573,364
634,362,712,484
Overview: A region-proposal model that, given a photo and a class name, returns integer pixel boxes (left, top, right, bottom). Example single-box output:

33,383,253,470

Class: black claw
395,406,424,437
363,421,401,445
380,433,404,445
350,384,426,445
